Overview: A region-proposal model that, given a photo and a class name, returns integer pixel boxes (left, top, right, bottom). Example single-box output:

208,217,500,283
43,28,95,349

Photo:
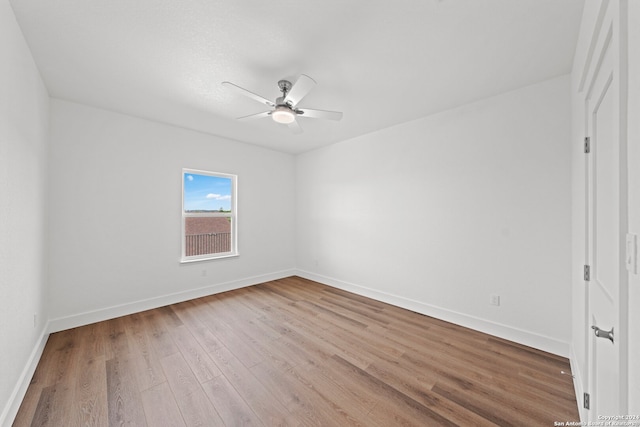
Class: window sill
180,252,239,264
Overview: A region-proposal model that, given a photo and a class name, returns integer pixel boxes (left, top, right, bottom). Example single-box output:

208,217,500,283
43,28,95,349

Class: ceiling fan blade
222,81,275,107
237,111,271,120
296,108,343,121
288,120,303,134
283,74,316,107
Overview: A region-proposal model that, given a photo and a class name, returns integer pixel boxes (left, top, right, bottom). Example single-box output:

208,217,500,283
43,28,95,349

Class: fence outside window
185,232,231,256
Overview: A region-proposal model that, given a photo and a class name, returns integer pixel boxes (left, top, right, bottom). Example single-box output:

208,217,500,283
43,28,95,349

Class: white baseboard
295,269,570,357
569,344,586,422
47,269,296,333
0,326,49,427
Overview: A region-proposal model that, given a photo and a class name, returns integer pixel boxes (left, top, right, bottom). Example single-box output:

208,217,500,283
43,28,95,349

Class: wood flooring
14,276,580,426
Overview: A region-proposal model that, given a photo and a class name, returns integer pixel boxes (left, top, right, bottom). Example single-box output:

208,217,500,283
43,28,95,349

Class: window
181,169,237,262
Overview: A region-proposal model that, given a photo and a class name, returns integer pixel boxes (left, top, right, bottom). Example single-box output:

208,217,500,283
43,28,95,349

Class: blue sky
184,172,232,211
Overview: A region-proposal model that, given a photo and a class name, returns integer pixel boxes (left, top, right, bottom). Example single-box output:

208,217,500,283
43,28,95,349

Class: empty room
1,0,639,425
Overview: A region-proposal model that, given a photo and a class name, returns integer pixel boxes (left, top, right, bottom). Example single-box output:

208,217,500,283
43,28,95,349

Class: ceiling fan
222,74,343,134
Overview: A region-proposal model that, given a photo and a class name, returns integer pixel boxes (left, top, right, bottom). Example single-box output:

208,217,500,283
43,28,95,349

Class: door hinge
584,265,591,281
584,392,590,409
584,137,591,153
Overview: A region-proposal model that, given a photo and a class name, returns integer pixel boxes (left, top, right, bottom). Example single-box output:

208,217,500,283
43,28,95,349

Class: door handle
591,325,614,344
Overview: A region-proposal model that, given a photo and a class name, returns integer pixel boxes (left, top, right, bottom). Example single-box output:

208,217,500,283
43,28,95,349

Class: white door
584,0,627,419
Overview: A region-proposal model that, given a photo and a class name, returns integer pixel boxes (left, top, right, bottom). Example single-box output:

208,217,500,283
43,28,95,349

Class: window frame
180,168,238,263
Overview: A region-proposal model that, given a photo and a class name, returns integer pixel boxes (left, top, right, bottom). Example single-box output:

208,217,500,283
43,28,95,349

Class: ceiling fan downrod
277,80,292,98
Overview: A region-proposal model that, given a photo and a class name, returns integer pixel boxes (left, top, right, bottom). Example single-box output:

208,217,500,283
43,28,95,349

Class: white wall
47,100,296,328
296,75,572,355
0,0,50,424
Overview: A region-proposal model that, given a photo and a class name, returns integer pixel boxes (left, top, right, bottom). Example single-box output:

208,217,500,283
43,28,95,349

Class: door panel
593,67,617,302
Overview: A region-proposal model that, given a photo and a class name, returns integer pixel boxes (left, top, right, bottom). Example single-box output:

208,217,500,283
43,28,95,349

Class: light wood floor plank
200,374,264,427
106,354,147,427
165,324,221,384
250,361,365,427
289,362,375,422
71,354,108,426
140,309,180,358
29,384,69,427
159,352,224,426
207,344,293,426
166,300,224,354
302,356,379,416
104,317,130,361
140,382,185,427
123,313,166,391
329,354,457,427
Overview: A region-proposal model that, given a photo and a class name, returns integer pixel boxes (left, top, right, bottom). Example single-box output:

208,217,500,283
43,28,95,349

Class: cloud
187,175,194,181
206,194,231,200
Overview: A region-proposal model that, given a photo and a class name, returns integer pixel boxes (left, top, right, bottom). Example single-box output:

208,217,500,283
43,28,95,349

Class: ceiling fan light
272,106,295,124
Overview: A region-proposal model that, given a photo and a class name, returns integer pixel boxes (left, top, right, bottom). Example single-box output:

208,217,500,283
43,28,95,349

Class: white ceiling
10,0,584,154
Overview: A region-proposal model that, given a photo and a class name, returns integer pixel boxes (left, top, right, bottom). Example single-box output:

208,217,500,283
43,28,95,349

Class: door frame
577,0,629,419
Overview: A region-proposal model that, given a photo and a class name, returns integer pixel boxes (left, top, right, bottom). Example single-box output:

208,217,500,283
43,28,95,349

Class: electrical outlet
33,314,37,328
490,294,501,306
201,269,207,277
